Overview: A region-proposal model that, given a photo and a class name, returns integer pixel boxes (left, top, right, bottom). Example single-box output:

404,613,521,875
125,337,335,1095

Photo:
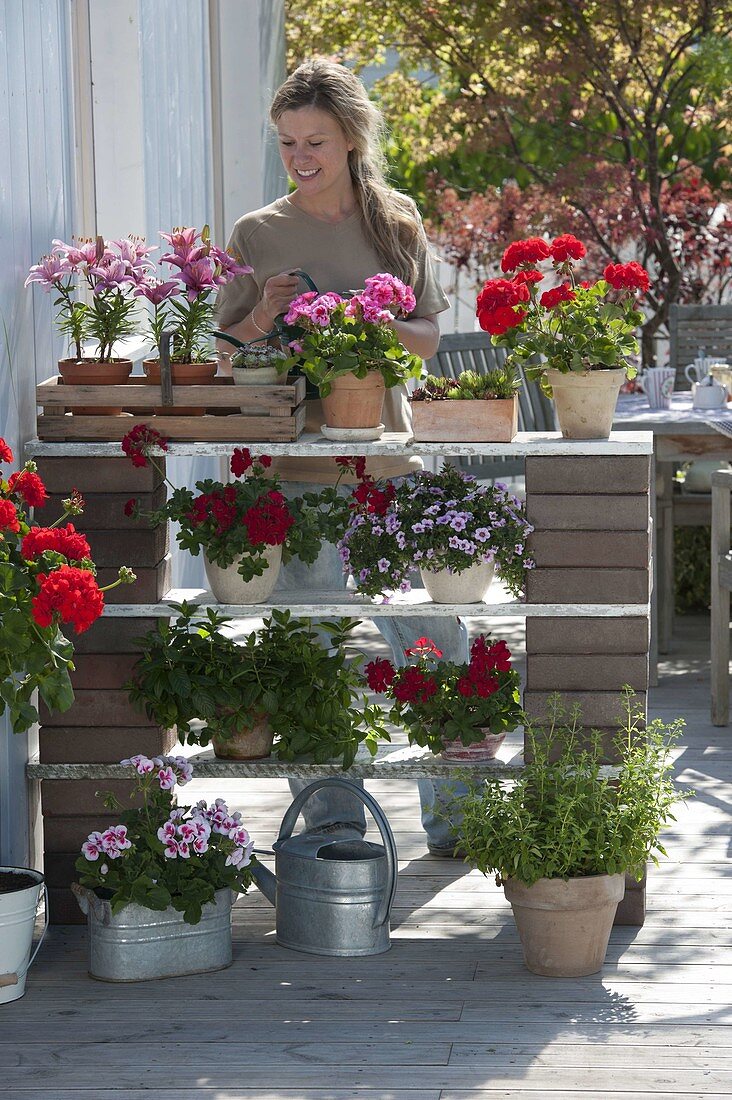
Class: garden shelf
35,375,307,442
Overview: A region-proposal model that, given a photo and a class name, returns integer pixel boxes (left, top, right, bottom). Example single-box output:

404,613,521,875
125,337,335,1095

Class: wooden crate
36,375,307,441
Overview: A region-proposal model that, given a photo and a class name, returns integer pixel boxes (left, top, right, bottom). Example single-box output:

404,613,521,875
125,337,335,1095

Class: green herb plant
457,690,687,886
411,367,520,402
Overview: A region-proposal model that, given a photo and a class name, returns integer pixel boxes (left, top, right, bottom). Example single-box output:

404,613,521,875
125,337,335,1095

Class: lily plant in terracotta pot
365,634,522,760
456,691,686,977
25,234,154,413
123,430,326,604
135,225,251,413
476,234,648,439
280,273,422,440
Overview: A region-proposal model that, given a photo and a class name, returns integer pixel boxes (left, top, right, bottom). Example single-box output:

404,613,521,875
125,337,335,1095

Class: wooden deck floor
5,614,731,1099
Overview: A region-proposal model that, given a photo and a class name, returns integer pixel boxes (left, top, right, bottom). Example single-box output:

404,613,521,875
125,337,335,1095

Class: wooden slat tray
36,375,306,441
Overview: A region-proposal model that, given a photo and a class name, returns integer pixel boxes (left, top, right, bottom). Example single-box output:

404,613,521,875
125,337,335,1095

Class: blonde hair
270,59,423,284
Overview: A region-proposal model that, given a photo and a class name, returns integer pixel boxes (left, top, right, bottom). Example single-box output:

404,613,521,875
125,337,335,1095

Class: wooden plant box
410,394,518,442
36,375,306,442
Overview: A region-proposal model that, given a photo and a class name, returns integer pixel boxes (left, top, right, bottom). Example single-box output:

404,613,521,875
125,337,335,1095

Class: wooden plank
36,375,306,407
37,407,306,443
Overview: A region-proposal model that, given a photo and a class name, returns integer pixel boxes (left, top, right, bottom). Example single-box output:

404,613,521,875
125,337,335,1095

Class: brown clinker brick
47,886,86,924
39,726,176,763
44,484,166,529
526,568,649,604
526,617,649,654
41,779,142,816
43,813,126,853
35,456,164,494
526,494,648,531
69,654,140,689
525,456,651,495
528,530,650,569
82,525,168,567
73,617,162,654
526,653,648,692
97,556,171,603
39,690,156,728
523,690,647,729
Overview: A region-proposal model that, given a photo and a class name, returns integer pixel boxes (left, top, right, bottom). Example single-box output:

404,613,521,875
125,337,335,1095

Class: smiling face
276,106,354,206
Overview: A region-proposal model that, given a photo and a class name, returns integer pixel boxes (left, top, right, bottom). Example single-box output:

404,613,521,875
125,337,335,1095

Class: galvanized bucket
265,778,398,957
72,884,233,982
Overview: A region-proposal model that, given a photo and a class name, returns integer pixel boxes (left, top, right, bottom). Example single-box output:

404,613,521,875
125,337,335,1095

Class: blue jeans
276,480,470,850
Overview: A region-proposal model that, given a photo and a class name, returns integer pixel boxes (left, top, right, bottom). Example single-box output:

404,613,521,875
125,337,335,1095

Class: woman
215,59,468,854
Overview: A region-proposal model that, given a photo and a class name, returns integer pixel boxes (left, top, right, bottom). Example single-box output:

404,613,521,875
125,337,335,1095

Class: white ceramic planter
204,544,282,604
231,365,284,386
546,367,625,440
420,559,495,603
0,867,47,1004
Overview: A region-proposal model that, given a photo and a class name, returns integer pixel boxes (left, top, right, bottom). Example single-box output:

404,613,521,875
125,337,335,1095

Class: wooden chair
669,303,732,391
425,332,556,479
711,468,732,724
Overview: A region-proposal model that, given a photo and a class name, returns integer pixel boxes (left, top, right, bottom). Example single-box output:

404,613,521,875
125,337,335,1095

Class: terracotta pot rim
58,357,134,367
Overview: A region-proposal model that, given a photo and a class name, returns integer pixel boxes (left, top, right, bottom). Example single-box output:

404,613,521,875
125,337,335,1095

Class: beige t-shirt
214,195,450,484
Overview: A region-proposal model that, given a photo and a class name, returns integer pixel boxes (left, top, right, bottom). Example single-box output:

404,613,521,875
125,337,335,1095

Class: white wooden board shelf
104,588,650,619
26,429,654,458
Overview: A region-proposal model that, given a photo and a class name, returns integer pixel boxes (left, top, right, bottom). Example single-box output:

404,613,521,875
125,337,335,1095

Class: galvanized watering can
251,778,398,956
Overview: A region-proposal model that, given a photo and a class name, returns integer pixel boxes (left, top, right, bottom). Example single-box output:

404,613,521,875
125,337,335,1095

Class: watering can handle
11,883,49,984
278,778,398,929
213,270,320,351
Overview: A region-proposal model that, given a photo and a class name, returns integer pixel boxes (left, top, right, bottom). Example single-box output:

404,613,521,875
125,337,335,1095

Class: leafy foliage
457,691,687,886
129,607,388,768
674,525,711,614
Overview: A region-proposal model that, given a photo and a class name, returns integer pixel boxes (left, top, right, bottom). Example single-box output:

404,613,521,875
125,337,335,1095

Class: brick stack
35,456,175,923
523,453,652,924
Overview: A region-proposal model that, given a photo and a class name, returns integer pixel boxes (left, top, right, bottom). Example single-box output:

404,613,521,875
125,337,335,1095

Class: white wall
0,0,77,866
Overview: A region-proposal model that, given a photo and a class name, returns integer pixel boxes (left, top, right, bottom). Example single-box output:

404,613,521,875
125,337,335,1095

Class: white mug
639,367,675,409
685,358,711,385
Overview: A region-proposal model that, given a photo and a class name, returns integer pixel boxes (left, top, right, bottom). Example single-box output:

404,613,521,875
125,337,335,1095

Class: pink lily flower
52,237,101,267
24,254,73,291
178,259,217,302
90,258,133,294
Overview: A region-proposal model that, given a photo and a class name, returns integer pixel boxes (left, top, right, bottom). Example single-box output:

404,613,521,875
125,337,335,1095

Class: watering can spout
250,858,276,906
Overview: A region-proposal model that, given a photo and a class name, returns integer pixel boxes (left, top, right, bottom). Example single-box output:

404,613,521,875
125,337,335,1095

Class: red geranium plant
123,429,324,581
0,441,134,732
476,234,648,392
365,634,523,754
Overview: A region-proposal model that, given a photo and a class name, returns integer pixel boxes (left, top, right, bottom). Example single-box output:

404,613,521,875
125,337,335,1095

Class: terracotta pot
441,729,506,761
420,559,495,603
142,359,218,416
211,714,273,760
321,371,386,430
503,873,625,976
204,544,282,604
57,358,133,415
545,367,625,440
410,396,518,442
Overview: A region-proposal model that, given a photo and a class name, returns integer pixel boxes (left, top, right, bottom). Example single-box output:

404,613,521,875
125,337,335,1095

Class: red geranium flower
242,492,294,545
121,425,168,468
602,262,650,293
456,676,474,698
501,237,551,272
540,283,576,309
550,234,586,263
0,498,20,532
259,454,273,468
32,565,105,633
22,524,91,562
124,498,138,517
476,278,529,336
230,448,253,477
365,658,396,693
0,438,14,464
404,636,443,659
392,666,438,705
7,470,48,508
513,270,544,286
335,456,367,479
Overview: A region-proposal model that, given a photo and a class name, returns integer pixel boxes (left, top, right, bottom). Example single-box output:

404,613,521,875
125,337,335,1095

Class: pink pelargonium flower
121,753,156,775
226,845,252,869
81,831,104,861
100,826,130,858
157,766,177,791
169,755,194,785
229,825,252,848
163,839,179,859
282,291,318,325
24,254,73,291
347,296,394,326
192,836,209,855
362,273,416,315
157,821,177,843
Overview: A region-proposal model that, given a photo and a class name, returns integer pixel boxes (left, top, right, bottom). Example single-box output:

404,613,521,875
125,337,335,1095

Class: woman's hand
257,272,303,327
